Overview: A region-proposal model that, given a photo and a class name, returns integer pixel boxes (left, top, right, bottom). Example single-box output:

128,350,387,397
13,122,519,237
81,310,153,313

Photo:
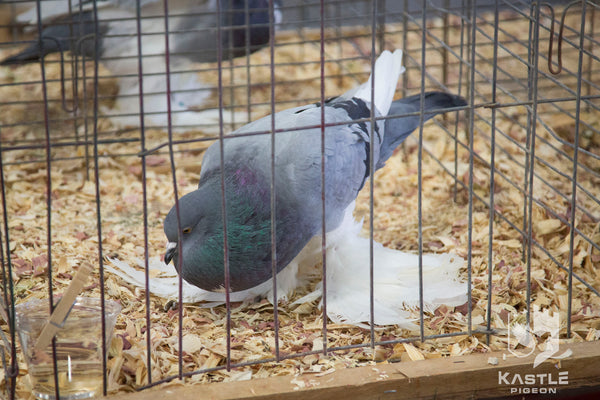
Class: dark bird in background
107,49,468,329
1,0,281,131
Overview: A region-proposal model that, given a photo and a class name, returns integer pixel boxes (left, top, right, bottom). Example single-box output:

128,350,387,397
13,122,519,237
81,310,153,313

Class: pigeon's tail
293,202,468,330
377,91,467,168
0,36,72,65
0,12,98,66
351,49,405,116
0,45,48,65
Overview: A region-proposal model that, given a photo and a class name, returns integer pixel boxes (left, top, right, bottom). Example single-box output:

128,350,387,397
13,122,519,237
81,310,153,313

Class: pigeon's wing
193,98,381,292
200,97,382,230
198,103,320,178
200,51,406,230
275,98,384,231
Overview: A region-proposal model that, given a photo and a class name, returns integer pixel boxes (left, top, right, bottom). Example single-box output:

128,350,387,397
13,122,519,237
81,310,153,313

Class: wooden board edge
108,340,600,400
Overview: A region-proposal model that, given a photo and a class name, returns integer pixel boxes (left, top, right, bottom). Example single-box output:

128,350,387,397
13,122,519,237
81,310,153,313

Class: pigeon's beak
164,242,177,265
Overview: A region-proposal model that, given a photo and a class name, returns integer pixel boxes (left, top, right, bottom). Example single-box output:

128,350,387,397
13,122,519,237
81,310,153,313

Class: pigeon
1,0,281,131
107,49,468,329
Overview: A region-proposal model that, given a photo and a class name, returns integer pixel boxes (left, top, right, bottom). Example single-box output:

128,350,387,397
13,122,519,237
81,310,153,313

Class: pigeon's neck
203,173,272,264
198,195,271,289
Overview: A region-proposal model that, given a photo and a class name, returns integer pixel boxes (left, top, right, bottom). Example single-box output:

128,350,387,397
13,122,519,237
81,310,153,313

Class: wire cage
0,0,599,398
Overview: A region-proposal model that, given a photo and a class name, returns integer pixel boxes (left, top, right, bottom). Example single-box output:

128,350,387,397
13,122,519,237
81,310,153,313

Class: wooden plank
110,341,600,400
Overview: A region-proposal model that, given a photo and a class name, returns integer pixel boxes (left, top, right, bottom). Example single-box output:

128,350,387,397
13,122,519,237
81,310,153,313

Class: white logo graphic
507,305,572,367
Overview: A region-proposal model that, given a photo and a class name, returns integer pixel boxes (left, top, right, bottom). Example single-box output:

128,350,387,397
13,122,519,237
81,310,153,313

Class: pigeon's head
227,0,282,58
163,187,225,290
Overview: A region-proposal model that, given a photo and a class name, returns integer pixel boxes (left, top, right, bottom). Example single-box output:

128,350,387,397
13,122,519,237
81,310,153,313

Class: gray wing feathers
200,102,378,232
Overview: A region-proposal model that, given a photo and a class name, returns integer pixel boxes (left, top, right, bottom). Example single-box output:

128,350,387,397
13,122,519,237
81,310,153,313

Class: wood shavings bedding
0,9,599,398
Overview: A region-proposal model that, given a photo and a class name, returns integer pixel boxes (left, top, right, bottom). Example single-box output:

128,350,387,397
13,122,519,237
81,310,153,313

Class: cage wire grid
0,0,598,398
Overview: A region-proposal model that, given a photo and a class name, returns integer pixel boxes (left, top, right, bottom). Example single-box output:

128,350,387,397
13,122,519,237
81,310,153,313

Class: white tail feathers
106,199,466,330
353,49,405,116
293,202,467,330
106,199,467,330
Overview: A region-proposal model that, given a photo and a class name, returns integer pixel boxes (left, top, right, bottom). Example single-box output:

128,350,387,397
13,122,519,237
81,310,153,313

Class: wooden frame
111,341,600,400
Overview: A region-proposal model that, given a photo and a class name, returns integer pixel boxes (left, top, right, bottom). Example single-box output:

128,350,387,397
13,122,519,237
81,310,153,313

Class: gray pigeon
157,50,468,328
1,0,281,131
102,50,468,327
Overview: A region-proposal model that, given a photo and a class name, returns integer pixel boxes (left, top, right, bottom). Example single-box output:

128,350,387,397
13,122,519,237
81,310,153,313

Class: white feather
106,201,466,329
95,12,224,132
293,202,467,330
15,0,241,134
352,49,406,116
105,48,466,328
106,253,310,307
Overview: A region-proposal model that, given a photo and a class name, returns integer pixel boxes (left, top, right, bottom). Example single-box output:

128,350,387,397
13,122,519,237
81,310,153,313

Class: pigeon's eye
182,227,192,234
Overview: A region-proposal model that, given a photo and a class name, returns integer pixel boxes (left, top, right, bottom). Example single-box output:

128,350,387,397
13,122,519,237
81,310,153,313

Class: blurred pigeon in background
108,49,468,329
1,0,281,131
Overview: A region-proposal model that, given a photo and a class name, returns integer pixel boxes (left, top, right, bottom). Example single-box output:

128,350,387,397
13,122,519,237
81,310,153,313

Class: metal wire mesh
0,0,598,398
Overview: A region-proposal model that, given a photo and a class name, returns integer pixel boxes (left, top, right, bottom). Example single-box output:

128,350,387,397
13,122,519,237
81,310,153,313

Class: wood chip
403,343,425,361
